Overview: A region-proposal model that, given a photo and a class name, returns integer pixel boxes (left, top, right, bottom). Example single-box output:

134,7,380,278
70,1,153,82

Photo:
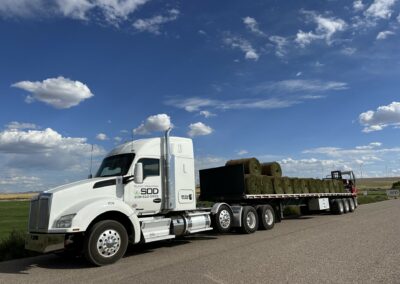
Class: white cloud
341,47,357,55
364,0,397,20
55,0,93,20
166,97,299,113
0,0,44,18
376,30,395,39
296,11,347,47
12,76,94,109
114,136,122,142
296,72,302,77
5,121,38,130
243,16,265,36
133,114,172,135
0,0,150,26
133,9,179,35
224,35,259,61
0,127,104,170
354,0,365,11
355,142,382,149
188,122,213,137
254,79,348,93
96,133,108,140
269,36,288,58
237,150,249,156
199,110,216,118
359,101,400,132
0,176,41,186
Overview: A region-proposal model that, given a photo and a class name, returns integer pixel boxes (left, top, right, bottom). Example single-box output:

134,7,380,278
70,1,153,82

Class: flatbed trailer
199,164,358,234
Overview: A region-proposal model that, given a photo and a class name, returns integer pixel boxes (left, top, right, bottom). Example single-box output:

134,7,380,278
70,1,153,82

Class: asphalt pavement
1,199,399,284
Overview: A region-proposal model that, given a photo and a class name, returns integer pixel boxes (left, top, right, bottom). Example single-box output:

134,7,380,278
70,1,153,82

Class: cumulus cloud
295,11,347,47
376,30,395,39
341,47,357,55
0,127,104,170
353,0,365,11
187,122,213,137
12,76,94,109
364,0,397,20
0,0,150,26
269,36,289,58
243,16,265,36
133,9,179,34
359,101,400,132
96,133,108,140
224,35,259,61
133,114,172,135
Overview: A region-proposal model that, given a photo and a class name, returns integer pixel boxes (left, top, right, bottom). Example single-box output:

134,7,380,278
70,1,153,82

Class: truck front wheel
84,220,128,266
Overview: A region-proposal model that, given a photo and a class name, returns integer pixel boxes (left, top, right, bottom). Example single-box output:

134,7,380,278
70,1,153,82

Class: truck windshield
95,153,135,177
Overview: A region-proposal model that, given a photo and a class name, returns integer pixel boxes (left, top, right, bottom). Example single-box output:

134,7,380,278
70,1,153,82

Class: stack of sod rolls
225,158,346,195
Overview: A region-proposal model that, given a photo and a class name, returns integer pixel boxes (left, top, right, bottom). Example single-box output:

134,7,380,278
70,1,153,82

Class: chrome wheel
265,209,274,226
96,229,121,258
246,211,257,229
219,209,231,229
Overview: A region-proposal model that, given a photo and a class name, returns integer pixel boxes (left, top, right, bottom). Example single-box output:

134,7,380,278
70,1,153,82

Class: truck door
125,158,162,215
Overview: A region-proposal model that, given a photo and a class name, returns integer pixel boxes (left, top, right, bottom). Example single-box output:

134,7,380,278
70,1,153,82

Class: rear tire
342,198,350,213
240,206,258,234
257,205,275,230
212,204,233,234
353,197,358,208
348,198,355,212
331,199,344,215
84,220,128,266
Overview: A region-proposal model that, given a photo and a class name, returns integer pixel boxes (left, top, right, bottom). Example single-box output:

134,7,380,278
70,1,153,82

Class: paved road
1,200,399,284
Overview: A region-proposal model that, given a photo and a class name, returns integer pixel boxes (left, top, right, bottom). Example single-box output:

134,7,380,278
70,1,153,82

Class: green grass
357,190,389,205
0,201,30,240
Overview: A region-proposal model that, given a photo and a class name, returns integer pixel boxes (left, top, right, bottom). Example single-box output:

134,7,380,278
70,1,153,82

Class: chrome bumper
25,233,65,253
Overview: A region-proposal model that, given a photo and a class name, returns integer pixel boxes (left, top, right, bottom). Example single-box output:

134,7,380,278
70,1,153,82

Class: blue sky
1,0,400,192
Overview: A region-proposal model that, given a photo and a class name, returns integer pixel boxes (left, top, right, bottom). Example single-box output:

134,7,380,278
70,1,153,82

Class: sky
0,0,400,192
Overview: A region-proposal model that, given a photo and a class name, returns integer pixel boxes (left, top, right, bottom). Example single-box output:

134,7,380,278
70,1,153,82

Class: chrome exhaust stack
163,128,173,211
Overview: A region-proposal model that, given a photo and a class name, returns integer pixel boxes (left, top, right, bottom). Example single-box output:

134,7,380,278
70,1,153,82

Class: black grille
29,195,50,232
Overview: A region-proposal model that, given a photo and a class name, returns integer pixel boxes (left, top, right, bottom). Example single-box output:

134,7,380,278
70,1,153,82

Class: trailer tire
212,204,233,234
240,206,258,234
300,205,311,215
348,198,355,212
258,205,275,230
84,220,128,266
342,198,350,214
331,199,344,215
353,197,358,208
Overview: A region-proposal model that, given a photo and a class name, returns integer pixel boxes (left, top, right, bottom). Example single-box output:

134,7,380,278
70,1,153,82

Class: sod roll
244,174,262,194
308,179,317,193
261,176,275,194
328,180,335,193
226,158,262,175
282,177,294,194
323,180,330,193
301,179,310,193
272,177,284,194
291,178,303,194
261,162,282,177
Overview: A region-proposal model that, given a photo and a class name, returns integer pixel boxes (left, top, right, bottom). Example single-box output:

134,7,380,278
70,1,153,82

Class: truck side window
137,158,160,179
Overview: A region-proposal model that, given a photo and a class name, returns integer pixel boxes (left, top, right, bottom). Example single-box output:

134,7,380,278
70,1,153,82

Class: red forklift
328,170,357,194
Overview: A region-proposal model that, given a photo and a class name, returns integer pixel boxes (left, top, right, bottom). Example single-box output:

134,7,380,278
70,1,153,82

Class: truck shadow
0,234,218,274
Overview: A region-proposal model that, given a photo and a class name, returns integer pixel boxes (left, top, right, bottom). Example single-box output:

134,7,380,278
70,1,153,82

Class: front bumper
25,233,65,253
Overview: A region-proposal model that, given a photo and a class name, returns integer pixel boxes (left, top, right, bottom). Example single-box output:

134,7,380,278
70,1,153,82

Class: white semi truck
25,129,357,266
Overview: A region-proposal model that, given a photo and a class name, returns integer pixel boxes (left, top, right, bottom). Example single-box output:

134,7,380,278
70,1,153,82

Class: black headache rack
199,164,247,202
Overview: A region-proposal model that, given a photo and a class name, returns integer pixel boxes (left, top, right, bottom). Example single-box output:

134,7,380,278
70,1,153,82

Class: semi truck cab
25,130,212,266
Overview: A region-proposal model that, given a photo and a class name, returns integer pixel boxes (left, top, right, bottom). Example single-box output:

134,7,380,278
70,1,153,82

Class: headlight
55,214,76,228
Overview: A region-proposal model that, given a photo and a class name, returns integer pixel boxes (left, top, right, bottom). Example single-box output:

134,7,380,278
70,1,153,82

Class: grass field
0,193,37,201
357,177,400,190
0,201,30,240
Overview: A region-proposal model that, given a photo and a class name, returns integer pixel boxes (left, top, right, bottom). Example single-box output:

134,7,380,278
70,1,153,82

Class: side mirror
134,163,144,184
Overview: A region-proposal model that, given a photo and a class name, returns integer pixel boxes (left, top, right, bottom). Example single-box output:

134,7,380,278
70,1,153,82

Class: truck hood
45,177,115,194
